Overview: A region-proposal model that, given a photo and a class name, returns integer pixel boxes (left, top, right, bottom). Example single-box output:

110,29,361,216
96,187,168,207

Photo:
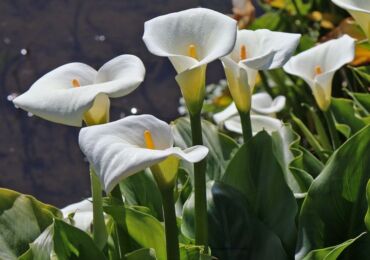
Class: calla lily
143,8,237,114
13,55,145,126
220,29,300,113
213,92,286,124
224,114,284,136
332,0,370,40
283,35,355,111
62,199,94,232
79,114,208,193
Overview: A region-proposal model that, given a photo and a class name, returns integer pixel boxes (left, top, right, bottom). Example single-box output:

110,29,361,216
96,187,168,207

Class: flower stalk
150,158,181,260
159,187,180,260
189,111,208,250
238,110,253,143
90,168,108,249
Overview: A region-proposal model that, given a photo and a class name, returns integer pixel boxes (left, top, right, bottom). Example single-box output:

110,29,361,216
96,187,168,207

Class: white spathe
79,115,209,193
283,35,355,111
213,92,286,124
143,8,237,73
62,199,94,232
220,29,300,112
224,114,284,136
13,55,145,126
332,0,370,40
143,8,237,114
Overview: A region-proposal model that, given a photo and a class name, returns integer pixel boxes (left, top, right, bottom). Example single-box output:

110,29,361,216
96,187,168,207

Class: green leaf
291,112,327,161
352,92,370,114
298,35,316,52
125,248,157,260
365,180,370,232
179,244,211,260
331,98,366,137
104,205,166,260
182,181,288,260
272,125,315,195
302,233,366,260
172,117,238,181
175,168,193,210
0,189,61,259
20,219,106,260
120,170,163,220
18,226,54,260
249,12,281,30
292,0,314,15
297,125,370,259
293,145,324,179
350,66,370,85
222,131,297,255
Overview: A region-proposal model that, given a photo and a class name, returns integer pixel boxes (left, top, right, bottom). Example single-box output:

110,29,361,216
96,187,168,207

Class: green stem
109,185,130,258
189,112,208,251
238,110,253,143
160,188,180,260
90,168,108,249
324,108,341,150
307,107,332,152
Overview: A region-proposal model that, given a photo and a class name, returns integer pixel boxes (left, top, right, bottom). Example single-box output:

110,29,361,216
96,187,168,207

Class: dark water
0,0,232,207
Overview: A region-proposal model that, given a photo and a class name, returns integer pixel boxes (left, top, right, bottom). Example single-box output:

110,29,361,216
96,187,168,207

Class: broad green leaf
272,125,315,195
104,205,166,260
331,98,366,137
295,146,324,178
172,117,238,181
222,131,297,255
182,182,288,260
19,226,54,260
297,125,370,259
20,219,106,260
0,189,61,259
120,170,163,220
302,233,366,260
125,248,156,260
365,180,370,232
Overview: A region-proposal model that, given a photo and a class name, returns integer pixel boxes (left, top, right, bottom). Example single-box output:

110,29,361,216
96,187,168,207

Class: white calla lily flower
220,29,300,112
79,115,208,193
62,199,94,232
224,114,284,136
213,102,238,125
13,55,145,126
213,92,286,124
283,35,355,111
332,0,370,40
143,8,237,114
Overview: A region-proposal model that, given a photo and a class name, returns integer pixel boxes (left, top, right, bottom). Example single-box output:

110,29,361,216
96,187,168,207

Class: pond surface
0,0,232,206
